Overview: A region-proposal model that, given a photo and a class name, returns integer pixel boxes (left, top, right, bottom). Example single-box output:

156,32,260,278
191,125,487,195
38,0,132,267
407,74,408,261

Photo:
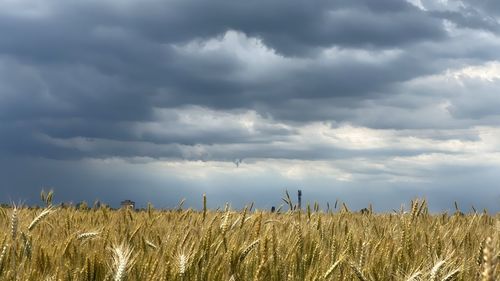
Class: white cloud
450,61,500,81
320,47,403,65
35,103,500,186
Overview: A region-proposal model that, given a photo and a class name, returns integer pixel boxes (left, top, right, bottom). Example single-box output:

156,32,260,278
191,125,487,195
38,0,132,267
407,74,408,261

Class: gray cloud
1,0,500,210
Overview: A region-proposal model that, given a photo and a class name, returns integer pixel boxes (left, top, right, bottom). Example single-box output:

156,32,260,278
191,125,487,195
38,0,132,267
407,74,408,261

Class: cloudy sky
1,0,500,211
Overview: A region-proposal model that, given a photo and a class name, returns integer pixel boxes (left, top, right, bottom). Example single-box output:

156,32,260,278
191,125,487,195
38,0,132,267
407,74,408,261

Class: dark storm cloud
0,0,496,148
0,0,445,63
0,0,453,160
1,0,500,210
14,0,442,55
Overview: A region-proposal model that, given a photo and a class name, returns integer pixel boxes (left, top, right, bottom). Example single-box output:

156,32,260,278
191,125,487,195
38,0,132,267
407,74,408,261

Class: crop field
0,196,499,281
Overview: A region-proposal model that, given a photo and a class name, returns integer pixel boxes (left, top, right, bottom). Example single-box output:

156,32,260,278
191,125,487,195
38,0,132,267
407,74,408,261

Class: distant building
121,200,135,209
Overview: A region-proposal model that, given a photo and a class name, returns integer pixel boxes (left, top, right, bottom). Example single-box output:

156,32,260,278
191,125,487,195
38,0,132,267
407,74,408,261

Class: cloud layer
1,0,500,210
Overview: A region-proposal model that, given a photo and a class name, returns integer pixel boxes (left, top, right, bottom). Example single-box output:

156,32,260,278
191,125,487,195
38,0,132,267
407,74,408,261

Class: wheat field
0,194,499,281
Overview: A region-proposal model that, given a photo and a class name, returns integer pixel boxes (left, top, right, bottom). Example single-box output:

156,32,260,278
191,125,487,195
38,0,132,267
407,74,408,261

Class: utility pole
298,189,302,210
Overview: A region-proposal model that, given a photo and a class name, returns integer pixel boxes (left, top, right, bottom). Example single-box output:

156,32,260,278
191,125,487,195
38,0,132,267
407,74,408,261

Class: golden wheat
0,197,498,280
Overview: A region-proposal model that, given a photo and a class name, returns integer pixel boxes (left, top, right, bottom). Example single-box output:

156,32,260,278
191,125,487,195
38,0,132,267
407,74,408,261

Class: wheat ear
111,243,133,281
323,256,344,279
28,207,54,231
481,237,496,281
11,206,18,240
77,231,100,240
430,260,445,281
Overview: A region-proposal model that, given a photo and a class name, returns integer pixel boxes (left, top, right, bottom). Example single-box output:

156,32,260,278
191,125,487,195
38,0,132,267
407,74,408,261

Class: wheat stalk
240,239,260,262
77,231,100,240
323,256,344,279
11,206,18,240
178,250,188,276
481,237,496,281
349,261,369,281
220,204,230,235
405,270,421,281
0,243,8,266
430,260,446,281
111,243,133,281
28,207,54,231
441,268,459,281
145,239,157,249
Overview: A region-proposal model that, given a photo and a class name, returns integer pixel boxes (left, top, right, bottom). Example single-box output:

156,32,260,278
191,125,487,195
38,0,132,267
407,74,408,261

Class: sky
1,0,500,212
